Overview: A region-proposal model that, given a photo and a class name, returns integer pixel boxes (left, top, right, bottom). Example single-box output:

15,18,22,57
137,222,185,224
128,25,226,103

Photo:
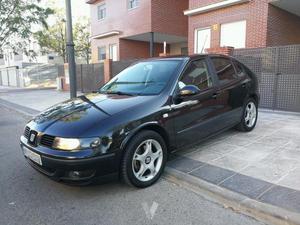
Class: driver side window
179,59,212,91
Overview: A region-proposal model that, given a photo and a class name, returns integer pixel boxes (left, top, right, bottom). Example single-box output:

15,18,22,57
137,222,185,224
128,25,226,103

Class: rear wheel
121,130,167,188
236,98,258,132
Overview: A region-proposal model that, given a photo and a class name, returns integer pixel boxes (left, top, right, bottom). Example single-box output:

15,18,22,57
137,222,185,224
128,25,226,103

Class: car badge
30,133,36,142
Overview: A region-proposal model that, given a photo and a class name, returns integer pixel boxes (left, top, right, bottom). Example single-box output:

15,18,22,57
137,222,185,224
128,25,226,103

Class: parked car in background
20,55,259,188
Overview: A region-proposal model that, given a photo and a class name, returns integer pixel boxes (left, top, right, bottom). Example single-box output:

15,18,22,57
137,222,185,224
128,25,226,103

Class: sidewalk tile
220,173,273,199
190,164,235,185
209,155,249,171
278,168,300,191
167,157,204,173
226,147,271,162
259,185,300,213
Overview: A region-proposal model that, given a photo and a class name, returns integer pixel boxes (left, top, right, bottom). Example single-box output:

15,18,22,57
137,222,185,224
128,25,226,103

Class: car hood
29,93,154,137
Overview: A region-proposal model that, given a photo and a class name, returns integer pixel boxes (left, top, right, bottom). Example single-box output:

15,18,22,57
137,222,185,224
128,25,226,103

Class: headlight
52,137,101,151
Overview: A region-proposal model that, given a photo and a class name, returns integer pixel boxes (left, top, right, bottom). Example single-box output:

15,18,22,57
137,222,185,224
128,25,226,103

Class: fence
234,45,300,112
0,67,19,87
75,63,104,93
70,60,135,93
111,60,137,77
0,63,59,88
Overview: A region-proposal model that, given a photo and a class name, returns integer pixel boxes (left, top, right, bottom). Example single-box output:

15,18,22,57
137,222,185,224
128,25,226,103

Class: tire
121,130,167,188
236,98,258,132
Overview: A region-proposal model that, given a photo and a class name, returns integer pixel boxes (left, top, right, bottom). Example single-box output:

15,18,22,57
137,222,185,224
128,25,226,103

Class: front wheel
236,98,258,132
121,130,167,188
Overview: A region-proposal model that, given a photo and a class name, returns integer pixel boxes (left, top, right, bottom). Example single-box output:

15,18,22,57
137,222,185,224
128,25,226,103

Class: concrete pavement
0,88,73,111
0,106,265,225
1,88,300,224
168,112,300,224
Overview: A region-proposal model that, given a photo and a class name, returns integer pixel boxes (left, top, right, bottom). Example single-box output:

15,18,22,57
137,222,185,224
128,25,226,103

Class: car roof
143,54,231,62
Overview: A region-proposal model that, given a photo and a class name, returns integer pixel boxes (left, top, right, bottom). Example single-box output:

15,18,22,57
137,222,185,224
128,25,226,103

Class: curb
0,98,40,119
259,108,300,117
164,167,300,225
0,87,56,93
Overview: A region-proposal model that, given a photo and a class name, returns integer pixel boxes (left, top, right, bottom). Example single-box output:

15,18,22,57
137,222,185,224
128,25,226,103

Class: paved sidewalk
0,88,79,111
168,112,300,223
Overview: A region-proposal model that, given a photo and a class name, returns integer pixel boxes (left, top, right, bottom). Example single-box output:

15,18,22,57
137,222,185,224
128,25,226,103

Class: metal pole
149,32,154,58
65,0,77,98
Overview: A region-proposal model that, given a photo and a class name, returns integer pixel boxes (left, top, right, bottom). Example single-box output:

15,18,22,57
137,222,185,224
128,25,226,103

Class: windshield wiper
101,91,136,96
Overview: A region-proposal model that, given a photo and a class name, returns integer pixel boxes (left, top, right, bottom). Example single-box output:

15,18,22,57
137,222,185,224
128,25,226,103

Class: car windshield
99,60,181,95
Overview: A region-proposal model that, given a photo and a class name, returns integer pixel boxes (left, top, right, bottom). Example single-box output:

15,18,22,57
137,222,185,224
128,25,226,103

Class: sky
54,0,90,20
41,0,90,23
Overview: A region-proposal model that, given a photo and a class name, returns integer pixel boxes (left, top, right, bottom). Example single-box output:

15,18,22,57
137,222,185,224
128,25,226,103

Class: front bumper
20,136,119,184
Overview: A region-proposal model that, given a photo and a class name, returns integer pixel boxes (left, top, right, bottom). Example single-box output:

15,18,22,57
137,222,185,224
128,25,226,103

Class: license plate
23,146,42,166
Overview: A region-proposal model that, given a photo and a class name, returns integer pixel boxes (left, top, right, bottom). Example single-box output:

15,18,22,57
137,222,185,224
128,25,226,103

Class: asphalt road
0,106,265,225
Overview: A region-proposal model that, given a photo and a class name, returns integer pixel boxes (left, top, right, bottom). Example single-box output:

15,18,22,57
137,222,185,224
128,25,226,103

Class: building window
109,44,118,61
97,4,106,20
98,47,106,61
220,20,246,49
128,0,139,9
195,28,211,54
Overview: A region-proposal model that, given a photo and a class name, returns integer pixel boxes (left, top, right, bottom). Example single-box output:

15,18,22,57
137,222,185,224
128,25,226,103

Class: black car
20,55,259,188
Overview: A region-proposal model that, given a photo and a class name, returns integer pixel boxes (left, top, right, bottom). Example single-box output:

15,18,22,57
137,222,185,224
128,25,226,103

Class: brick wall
189,0,224,9
151,0,188,37
119,39,165,60
90,0,151,38
267,5,300,46
188,0,270,54
91,36,119,63
206,46,234,56
89,0,188,62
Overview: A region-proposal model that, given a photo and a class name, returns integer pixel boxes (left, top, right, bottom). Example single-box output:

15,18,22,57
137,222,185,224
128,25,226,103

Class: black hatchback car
20,55,259,187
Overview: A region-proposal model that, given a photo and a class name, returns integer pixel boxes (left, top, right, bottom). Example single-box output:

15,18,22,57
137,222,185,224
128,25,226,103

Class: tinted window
179,59,212,91
100,60,181,95
211,57,236,85
233,60,246,78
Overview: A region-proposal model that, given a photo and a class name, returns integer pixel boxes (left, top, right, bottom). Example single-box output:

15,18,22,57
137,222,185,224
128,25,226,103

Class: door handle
212,93,219,99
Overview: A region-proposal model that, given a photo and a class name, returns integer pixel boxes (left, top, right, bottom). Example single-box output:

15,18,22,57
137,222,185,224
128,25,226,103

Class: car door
209,56,249,128
170,58,221,148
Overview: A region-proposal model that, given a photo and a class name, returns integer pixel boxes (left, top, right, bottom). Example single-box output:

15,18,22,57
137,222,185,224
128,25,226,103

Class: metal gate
234,45,300,112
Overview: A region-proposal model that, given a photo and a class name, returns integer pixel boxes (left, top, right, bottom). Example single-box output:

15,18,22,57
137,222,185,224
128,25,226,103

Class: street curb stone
0,98,40,119
164,167,300,225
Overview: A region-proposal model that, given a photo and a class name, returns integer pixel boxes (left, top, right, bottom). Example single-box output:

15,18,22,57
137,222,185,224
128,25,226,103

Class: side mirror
179,85,200,97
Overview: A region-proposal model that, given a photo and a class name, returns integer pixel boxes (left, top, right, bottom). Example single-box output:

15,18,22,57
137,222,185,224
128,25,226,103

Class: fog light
68,170,95,178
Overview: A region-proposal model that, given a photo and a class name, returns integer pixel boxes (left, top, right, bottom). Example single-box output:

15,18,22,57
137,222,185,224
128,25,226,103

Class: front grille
40,134,55,148
24,126,30,139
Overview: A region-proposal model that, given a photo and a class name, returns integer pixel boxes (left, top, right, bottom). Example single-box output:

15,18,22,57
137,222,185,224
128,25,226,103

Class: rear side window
211,57,236,85
233,60,246,78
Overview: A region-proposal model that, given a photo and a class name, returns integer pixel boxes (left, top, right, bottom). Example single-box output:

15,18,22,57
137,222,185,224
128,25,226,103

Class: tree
0,0,53,52
35,18,67,63
35,11,91,64
74,18,91,64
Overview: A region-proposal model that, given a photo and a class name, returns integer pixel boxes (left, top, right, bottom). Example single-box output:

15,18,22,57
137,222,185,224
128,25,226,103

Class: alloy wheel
132,139,163,182
245,102,257,128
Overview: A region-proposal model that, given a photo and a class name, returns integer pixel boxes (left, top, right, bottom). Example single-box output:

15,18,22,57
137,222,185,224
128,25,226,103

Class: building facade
185,0,300,54
86,0,188,63
87,0,300,61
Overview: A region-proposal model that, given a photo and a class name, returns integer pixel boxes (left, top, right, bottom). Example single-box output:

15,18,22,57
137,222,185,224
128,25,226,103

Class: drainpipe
149,32,154,58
